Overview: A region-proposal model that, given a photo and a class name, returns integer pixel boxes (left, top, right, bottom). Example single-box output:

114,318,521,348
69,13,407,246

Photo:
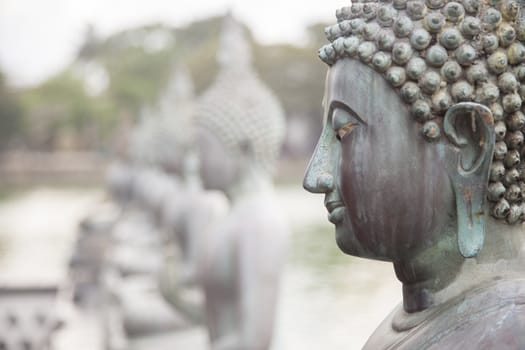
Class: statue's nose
303,170,334,193
303,125,336,193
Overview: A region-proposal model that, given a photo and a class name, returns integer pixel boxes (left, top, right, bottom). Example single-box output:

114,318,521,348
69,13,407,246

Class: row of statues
70,13,288,350
69,0,525,348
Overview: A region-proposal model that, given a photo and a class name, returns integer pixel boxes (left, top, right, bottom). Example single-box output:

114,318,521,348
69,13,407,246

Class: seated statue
304,0,525,348
106,158,135,210
101,66,206,349
194,14,289,350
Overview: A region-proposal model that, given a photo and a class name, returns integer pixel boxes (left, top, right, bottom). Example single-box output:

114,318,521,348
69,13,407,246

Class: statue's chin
334,211,390,261
334,211,359,256
335,225,354,255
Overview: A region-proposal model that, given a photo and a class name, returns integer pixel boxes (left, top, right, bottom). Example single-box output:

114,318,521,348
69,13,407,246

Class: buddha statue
106,115,136,211
194,14,289,350
304,0,525,348
102,66,202,349
155,65,230,325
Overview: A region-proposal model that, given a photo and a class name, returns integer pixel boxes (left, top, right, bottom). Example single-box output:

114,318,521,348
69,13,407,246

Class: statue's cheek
338,128,438,257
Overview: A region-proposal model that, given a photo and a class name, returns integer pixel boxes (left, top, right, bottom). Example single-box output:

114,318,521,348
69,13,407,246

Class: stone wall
0,152,108,186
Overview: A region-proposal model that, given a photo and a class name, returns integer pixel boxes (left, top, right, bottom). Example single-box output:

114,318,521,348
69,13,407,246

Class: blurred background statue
304,0,525,348
153,64,229,328
100,65,202,349
195,13,289,350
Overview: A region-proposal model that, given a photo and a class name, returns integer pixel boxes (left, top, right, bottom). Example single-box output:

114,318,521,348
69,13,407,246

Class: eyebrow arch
330,100,367,126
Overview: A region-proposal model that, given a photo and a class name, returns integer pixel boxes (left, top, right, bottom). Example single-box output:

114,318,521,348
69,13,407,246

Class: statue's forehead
327,59,407,120
327,58,376,102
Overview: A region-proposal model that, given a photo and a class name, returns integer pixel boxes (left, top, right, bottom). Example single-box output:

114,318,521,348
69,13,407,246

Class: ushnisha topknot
195,14,286,175
319,0,525,223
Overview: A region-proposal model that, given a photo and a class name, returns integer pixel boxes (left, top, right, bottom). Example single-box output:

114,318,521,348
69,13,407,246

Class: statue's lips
328,207,345,224
325,200,345,224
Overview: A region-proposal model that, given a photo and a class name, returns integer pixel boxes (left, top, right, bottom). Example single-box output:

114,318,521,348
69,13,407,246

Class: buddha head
128,64,196,182
195,14,286,194
304,0,525,270
156,64,196,177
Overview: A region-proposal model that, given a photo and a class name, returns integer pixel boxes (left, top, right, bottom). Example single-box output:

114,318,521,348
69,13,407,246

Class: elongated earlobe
444,102,496,258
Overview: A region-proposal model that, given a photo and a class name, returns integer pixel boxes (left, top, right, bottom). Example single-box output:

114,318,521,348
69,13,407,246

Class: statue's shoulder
187,190,230,217
365,279,525,350
237,191,288,234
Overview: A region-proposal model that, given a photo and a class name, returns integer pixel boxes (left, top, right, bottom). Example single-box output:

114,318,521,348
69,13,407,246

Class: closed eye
336,123,359,141
331,107,360,142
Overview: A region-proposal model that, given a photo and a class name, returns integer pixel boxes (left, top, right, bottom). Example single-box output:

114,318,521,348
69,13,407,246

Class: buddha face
304,59,456,261
161,150,186,176
196,128,241,193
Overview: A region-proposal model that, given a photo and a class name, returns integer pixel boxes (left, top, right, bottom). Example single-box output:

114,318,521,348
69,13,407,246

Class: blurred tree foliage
21,70,116,151
0,72,23,150
10,15,329,156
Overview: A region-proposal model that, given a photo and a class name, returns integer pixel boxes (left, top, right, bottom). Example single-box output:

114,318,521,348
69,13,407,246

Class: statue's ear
443,102,495,258
239,139,254,158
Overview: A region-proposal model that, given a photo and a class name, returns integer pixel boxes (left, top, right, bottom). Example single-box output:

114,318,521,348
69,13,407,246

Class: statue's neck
394,218,525,313
394,239,462,313
227,165,273,202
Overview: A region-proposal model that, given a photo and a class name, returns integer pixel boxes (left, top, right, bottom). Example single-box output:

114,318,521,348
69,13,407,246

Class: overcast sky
0,0,346,87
